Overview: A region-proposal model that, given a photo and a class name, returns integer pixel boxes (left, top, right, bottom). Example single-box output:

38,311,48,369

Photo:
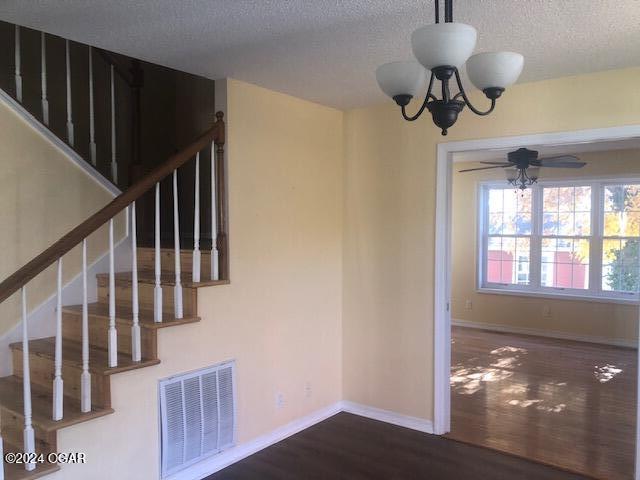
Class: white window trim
477,176,640,304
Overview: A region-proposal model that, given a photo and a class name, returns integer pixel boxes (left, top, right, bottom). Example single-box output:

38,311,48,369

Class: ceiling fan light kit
458,147,588,191
375,0,523,135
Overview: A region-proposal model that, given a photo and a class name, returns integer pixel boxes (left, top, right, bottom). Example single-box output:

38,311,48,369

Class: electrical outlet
276,392,285,409
465,300,473,310
304,382,312,398
542,305,551,318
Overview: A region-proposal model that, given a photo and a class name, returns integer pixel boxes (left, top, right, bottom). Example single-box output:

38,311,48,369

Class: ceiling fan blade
458,165,512,173
539,161,587,168
480,161,512,165
537,155,581,163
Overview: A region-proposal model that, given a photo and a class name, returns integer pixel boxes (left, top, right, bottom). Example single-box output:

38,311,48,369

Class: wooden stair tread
9,338,160,375
62,303,200,329
96,270,228,288
0,376,113,433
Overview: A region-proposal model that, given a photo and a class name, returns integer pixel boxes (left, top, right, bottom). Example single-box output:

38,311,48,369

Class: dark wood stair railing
0,112,226,305
0,110,226,478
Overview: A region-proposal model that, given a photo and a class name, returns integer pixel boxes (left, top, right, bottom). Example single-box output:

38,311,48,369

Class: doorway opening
433,126,640,480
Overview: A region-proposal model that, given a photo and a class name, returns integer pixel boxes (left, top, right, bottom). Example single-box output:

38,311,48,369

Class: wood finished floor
448,326,637,480
208,412,590,480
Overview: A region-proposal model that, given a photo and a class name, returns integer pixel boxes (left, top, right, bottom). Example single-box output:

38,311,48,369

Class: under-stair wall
0,85,127,360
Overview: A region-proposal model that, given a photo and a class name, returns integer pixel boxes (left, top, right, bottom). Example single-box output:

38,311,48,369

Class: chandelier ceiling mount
376,0,524,135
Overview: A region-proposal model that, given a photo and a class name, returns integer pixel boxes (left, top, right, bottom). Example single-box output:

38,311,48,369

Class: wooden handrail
0,112,226,304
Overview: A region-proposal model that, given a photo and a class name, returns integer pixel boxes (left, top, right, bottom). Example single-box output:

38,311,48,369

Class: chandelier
375,0,524,135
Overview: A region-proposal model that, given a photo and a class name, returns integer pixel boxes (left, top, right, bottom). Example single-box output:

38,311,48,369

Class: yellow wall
343,67,640,421
51,79,344,479
0,97,123,336
452,149,640,344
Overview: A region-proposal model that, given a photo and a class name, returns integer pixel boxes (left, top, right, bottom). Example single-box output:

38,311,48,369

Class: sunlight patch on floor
490,346,528,355
491,356,521,369
507,398,567,413
594,364,622,383
501,383,528,395
451,364,514,395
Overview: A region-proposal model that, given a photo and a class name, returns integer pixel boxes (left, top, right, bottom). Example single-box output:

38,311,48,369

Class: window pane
575,212,591,236
489,213,503,234
602,238,640,292
543,213,558,235
603,184,640,237
488,189,504,213
540,237,590,289
518,189,532,213
486,236,530,285
558,187,574,212
558,212,573,236
502,214,517,235
542,185,591,236
543,187,559,212
487,188,532,236
515,213,532,235
575,186,591,211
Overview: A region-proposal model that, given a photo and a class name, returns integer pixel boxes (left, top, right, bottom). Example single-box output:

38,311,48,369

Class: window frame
477,177,640,304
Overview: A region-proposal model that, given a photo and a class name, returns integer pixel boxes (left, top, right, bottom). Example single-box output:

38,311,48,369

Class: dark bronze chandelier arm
401,72,436,121
453,69,497,116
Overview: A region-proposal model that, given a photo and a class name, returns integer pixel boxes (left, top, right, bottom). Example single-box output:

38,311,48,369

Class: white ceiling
1,1,639,109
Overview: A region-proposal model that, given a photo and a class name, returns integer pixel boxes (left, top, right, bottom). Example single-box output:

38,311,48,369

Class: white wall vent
159,360,236,477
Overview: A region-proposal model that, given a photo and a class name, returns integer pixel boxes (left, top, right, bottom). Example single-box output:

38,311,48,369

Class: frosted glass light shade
375,61,428,99
466,51,524,90
411,23,477,69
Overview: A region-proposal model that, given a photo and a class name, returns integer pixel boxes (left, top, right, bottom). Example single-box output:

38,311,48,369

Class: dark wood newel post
214,111,229,280
129,59,144,185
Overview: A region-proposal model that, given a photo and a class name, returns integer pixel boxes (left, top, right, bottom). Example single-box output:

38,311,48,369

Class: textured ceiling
1,1,639,109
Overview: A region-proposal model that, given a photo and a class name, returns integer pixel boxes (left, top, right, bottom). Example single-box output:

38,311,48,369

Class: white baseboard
165,400,434,480
341,401,434,434
166,402,343,480
452,318,637,349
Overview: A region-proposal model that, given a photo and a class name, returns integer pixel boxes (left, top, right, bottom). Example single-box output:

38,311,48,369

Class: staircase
0,102,226,480
0,18,228,480
3,247,230,480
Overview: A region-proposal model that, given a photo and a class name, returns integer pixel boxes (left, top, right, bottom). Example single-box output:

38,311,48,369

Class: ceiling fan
458,147,587,190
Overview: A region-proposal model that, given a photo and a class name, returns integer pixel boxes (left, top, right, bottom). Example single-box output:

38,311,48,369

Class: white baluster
131,202,141,362
210,144,219,281
88,47,96,166
108,218,118,367
14,26,22,102
65,39,74,146
192,153,201,283
41,32,49,125
53,259,64,421
110,64,118,184
21,287,35,472
81,239,91,413
154,182,163,323
173,170,184,319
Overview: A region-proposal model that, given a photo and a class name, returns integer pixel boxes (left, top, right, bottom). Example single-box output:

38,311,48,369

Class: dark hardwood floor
207,412,590,479
448,326,637,480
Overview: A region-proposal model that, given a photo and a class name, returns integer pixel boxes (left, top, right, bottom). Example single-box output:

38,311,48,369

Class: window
486,188,531,286
479,180,640,301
